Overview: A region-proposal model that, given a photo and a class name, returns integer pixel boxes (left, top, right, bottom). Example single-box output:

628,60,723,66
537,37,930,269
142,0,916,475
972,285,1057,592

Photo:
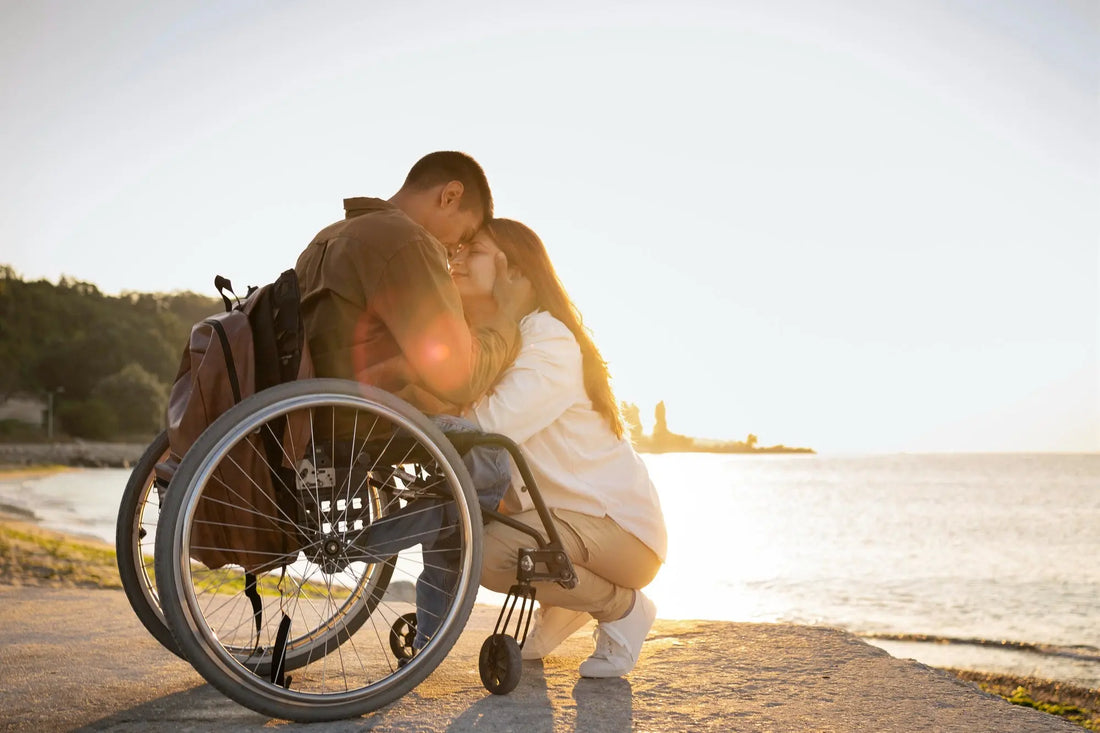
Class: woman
449,219,668,678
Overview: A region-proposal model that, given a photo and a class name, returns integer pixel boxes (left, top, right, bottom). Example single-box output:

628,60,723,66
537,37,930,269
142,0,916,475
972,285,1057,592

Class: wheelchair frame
118,378,577,722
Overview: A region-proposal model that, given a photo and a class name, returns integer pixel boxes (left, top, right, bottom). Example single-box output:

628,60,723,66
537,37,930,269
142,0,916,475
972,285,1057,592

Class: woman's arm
468,314,583,444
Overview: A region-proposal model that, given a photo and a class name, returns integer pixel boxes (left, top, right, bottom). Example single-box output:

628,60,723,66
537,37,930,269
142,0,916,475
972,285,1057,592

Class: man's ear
438,180,465,210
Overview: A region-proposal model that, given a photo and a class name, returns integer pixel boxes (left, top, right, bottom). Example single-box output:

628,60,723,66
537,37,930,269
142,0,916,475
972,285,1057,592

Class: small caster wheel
389,612,418,661
479,633,522,695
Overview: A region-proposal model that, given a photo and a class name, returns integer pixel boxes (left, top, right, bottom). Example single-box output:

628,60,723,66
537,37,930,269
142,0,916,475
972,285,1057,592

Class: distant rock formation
621,401,814,455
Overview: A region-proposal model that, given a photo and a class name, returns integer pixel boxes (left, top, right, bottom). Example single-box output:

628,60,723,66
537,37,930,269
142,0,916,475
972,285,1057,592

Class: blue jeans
414,416,510,648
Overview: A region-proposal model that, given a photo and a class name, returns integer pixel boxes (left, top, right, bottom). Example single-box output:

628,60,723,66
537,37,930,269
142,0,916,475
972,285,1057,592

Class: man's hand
492,252,536,321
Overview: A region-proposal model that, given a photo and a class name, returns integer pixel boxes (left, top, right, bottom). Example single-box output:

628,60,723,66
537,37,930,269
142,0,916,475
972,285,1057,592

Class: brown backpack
163,269,313,572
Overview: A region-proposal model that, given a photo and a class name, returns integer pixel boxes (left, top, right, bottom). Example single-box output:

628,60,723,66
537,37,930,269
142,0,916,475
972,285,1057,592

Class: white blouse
467,310,667,561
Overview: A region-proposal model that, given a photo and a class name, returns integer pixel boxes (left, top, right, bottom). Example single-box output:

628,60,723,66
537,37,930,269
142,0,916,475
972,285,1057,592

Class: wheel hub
318,535,348,573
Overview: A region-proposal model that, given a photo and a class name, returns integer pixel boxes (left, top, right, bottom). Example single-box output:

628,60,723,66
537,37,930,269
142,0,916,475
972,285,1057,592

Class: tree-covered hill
0,265,816,452
0,266,222,440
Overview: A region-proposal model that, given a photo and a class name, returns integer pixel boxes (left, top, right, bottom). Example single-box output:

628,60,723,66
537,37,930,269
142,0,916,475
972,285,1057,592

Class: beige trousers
480,508,662,622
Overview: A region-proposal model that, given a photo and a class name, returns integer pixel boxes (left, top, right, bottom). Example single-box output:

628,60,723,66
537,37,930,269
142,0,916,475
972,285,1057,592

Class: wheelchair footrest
517,547,577,589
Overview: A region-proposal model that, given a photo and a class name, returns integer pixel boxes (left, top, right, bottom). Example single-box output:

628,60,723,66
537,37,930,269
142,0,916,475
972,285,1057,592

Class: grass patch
1002,685,1096,727
0,519,121,589
1,516,359,602
189,566,352,600
0,464,73,479
948,669,1100,731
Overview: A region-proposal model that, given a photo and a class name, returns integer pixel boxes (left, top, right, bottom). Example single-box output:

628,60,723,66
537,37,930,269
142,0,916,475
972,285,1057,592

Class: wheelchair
116,378,577,722
115,428,181,658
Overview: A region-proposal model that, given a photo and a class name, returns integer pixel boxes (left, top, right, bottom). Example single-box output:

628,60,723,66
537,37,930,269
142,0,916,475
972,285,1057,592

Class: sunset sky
1,0,1096,453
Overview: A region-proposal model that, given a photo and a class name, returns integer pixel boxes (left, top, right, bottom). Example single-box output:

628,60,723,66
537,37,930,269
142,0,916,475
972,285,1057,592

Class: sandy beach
1,497,1097,731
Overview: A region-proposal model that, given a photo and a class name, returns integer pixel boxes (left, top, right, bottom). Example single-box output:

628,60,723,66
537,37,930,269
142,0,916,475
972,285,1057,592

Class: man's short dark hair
402,151,493,222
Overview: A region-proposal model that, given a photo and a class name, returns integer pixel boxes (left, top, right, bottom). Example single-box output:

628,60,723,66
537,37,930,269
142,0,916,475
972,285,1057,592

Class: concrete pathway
0,586,1077,732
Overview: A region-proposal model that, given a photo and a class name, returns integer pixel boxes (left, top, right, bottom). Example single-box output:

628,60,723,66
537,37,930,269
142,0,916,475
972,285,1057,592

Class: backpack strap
203,319,242,403
244,571,263,651
214,275,238,313
270,612,292,688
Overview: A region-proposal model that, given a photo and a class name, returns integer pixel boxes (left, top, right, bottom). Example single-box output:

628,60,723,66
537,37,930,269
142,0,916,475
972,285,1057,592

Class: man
295,151,525,649
295,151,532,412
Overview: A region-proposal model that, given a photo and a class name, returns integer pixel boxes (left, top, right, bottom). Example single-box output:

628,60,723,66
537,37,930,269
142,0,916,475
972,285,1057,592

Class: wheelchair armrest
445,431,574,575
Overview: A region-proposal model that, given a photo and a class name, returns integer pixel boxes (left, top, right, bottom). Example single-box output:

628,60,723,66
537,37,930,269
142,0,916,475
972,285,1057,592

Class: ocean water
3,452,1098,687
641,452,1100,688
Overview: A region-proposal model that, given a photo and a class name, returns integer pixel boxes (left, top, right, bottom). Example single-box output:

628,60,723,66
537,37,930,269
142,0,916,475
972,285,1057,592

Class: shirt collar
343,197,394,220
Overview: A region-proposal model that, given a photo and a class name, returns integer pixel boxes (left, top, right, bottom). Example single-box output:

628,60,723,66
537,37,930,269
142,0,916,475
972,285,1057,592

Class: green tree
0,266,220,439
36,329,132,399
58,398,118,440
91,363,168,435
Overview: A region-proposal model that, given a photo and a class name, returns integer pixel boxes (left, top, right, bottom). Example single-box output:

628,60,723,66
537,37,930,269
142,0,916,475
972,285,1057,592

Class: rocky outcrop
0,442,146,469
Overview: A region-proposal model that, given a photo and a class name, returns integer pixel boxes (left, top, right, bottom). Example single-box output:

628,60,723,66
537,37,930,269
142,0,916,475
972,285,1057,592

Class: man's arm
369,239,525,405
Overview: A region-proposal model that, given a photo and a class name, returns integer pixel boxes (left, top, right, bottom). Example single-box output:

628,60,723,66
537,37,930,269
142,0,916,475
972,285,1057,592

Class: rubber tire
155,378,483,722
115,429,395,674
479,634,522,695
390,612,418,661
115,430,181,657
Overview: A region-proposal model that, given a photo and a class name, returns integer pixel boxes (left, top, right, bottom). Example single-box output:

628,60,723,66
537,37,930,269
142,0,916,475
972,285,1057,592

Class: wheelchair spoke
155,379,482,721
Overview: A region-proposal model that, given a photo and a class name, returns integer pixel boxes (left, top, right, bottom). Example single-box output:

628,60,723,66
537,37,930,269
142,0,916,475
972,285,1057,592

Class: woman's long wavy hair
485,218,624,440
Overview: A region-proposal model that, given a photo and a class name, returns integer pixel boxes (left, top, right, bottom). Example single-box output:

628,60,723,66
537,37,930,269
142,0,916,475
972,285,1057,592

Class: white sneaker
521,605,591,660
578,591,656,678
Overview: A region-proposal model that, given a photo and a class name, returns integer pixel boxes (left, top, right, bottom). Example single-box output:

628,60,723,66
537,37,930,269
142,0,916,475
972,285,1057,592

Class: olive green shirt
295,197,517,413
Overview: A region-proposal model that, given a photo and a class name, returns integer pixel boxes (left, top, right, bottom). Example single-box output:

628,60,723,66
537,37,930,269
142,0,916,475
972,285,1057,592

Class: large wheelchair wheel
115,430,181,657
115,429,373,674
155,379,483,722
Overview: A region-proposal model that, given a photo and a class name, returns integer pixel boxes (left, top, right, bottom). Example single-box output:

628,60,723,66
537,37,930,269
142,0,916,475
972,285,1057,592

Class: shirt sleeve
368,237,518,405
468,314,583,444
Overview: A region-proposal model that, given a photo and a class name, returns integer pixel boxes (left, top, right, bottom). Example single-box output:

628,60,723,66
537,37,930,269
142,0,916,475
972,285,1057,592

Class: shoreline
3,470,1097,680
0,465,77,482
0,508,1096,729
